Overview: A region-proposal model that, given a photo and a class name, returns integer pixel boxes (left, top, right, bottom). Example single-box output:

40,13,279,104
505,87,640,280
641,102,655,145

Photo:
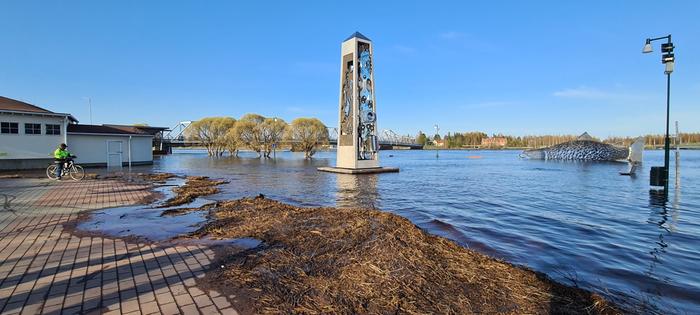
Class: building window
46,124,61,135
25,123,41,135
1,122,19,134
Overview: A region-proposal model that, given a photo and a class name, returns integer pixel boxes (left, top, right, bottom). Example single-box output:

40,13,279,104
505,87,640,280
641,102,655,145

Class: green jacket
53,148,71,160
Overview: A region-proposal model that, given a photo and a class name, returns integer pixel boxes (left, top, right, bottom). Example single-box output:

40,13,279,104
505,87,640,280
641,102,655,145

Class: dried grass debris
192,197,621,315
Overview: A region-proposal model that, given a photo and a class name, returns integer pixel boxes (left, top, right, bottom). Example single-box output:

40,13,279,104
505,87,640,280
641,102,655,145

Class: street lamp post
434,124,440,158
643,34,675,195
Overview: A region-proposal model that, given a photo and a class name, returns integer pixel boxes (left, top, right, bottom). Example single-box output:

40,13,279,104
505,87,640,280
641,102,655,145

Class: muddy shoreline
63,173,623,314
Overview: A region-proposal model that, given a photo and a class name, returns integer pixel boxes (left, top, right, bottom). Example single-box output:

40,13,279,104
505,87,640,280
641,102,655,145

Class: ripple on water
120,149,700,312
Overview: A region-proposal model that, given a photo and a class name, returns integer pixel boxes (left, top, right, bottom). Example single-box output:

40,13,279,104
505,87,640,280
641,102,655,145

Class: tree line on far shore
185,114,328,159
605,133,700,147
415,130,700,149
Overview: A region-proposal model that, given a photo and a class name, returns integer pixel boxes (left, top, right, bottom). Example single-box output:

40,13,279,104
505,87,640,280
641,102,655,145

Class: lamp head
642,39,653,53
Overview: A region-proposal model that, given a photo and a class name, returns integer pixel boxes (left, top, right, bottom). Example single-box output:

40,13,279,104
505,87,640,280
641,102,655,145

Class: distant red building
481,137,507,147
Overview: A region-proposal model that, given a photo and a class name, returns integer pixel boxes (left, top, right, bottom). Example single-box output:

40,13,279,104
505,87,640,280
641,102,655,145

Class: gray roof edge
0,109,78,122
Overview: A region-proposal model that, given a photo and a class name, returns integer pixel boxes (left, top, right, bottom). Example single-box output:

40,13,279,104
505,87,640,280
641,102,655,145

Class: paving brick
220,307,240,315
18,303,42,315
0,178,233,315
193,294,213,308
159,302,181,315
62,306,82,315
121,298,140,313
188,287,205,297
155,292,175,305
174,293,195,307
180,303,200,315
199,305,220,314
102,297,121,311
139,300,160,314
41,303,63,314
212,296,232,309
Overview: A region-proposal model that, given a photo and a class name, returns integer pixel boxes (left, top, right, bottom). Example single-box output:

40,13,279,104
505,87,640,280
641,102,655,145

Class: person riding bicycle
53,143,74,180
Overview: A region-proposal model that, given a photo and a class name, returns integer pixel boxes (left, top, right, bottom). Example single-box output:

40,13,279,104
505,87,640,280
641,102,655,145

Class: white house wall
67,134,153,165
0,113,66,159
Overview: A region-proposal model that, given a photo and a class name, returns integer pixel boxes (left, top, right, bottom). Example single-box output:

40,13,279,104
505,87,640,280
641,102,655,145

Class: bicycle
46,157,85,180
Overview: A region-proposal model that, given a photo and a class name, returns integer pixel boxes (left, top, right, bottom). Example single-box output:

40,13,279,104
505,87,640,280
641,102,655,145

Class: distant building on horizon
481,137,507,148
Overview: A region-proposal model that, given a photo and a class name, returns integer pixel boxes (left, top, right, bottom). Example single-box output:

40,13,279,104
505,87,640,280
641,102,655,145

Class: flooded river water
113,149,699,313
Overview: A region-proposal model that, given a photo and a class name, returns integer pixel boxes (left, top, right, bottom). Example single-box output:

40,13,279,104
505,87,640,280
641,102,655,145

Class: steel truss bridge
160,121,422,151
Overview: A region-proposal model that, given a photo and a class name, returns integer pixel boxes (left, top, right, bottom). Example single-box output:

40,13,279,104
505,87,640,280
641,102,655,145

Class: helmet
59,143,67,148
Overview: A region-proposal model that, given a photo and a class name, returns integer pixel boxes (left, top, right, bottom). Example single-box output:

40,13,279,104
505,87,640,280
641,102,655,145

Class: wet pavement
0,177,241,315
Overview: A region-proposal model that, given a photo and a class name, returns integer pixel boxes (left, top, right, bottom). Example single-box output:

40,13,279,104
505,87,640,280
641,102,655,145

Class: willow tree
288,118,328,159
234,114,266,157
186,117,236,156
261,117,287,158
224,128,240,157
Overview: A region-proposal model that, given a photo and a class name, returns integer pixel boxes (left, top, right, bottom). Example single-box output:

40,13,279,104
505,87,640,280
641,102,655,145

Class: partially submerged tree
261,118,287,158
288,118,328,159
224,128,240,157
186,117,236,156
234,114,265,157
416,131,427,146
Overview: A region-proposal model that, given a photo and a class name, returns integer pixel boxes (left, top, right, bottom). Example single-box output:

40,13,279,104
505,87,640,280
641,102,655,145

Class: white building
0,96,160,170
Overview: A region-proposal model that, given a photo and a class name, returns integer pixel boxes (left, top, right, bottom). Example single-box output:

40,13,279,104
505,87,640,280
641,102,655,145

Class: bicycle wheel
46,165,58,180
70,165,85,180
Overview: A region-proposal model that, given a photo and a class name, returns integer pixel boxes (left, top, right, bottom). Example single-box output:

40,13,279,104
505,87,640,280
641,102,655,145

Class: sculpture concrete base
317,166,399,174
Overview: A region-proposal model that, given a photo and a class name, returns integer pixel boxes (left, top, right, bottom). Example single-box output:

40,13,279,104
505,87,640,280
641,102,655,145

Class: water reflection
647,190,670,266
645,186,683,306
335,174,379,209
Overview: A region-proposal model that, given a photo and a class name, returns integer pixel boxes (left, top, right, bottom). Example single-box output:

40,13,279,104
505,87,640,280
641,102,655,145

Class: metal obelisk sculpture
319,32,398,174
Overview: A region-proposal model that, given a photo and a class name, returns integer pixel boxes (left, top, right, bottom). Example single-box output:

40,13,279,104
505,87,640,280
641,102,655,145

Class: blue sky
1,1,698,138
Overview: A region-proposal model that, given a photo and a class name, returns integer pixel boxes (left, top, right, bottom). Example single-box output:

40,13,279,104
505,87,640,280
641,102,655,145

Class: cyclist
53,143,73,180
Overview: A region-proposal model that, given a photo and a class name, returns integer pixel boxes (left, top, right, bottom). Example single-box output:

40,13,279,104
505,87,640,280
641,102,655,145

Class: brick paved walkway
0,178,239,315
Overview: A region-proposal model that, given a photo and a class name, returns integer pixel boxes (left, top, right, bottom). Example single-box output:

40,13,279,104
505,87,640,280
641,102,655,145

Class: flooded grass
190,196,621,314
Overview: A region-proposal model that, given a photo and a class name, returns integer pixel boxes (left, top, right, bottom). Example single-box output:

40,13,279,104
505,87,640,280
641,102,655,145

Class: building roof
0,96,53,113
0,96,78,122
103,124,169,135
345,31,371,42
67,124,152,136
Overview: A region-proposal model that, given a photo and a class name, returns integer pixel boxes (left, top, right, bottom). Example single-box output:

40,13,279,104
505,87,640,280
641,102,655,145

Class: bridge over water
158,121,422,152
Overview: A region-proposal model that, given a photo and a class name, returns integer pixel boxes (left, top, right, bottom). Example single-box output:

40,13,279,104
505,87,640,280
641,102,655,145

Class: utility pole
83,97,93,124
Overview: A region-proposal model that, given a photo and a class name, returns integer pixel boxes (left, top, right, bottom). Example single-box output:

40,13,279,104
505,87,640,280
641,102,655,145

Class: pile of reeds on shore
183,196,621,315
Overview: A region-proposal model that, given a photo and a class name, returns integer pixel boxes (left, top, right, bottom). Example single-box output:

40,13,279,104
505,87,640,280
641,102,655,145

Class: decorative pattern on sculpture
521,140,632,161
340,59,354,142
357,43,378,160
